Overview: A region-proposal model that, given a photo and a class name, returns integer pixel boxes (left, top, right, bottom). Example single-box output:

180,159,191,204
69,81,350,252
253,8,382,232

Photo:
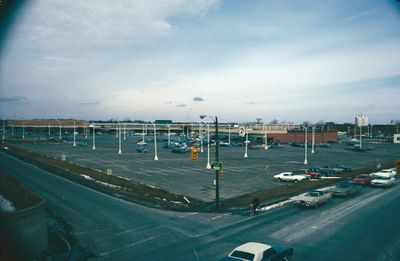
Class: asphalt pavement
1,151,400,260
14,133,400,201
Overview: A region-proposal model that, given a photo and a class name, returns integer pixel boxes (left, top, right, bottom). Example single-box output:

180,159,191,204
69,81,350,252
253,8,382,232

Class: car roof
234,242,271,254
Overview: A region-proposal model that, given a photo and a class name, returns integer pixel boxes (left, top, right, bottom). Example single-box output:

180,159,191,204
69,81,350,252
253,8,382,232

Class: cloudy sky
0,0,399,123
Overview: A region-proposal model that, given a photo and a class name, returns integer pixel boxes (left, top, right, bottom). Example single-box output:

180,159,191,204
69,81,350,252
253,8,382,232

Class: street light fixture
311,126,315,154
244,126,249,158
200,114,220,211
92,123,96,150
153,123,158,161
167,124,171,145
304,125,308,165
2,120,5,140
199,123,204,153
264,129,268,150
118,123,122,154
201,121,211,169
73,121,76,147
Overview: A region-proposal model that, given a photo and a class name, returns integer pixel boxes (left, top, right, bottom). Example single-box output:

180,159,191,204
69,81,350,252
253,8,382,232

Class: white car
222,242,294,261
372,169,397,178
291,190,332,207
371,176,396,187
273,172,310,183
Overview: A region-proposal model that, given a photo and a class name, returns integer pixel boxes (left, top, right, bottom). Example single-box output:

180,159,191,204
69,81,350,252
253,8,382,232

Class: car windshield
305,192,319,197
375,176,390,180
230,250,255,261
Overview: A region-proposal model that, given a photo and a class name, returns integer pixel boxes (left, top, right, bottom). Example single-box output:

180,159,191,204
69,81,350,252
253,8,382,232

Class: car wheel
294,179,299,183
283,255,291,261
278,178,282,182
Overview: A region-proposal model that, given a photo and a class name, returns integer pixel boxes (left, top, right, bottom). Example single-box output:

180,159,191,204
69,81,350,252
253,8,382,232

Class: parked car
291,190,332,207
328,164,352,172
371,176,396,187
273,172,311,183
294,169,320,179
221,242,294,261
136,147,148,153
326,182,362,197
172,147,191,153
351,174,374,185
372,169,397,178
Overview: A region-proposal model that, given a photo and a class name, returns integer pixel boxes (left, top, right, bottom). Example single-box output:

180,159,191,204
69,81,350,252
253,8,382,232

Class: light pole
244,126,249,158
92,123,96,150
123,124,126,141
167,124,171,145
228,124,231,145
264,129,268,150
73,121,76,147
118,123,122,154
311,126,315,154
11,125,14,136
58,121,62,140
304,125,308,165
22,123,25,139
48,123,51,136
199,123,204,153
2,120,5,140
153,123,158,161
142,124,146,144
203,122,211,169
200,115,219,211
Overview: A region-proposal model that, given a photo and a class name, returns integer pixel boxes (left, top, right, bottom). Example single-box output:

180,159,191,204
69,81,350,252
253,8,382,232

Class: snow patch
0,194,16,212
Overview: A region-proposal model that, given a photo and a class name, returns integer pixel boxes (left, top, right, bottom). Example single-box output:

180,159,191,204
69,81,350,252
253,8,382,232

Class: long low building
3,120,337,144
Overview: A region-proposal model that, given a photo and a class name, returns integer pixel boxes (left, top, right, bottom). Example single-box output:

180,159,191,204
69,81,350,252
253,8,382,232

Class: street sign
212,161,222,170
239,126,245,137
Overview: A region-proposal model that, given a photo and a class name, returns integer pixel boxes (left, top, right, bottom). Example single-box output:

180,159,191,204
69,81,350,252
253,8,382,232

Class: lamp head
199,115,207,119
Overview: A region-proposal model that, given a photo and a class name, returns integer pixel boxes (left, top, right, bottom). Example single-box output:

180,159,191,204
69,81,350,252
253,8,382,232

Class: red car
351,174,374,185
294,169,320,179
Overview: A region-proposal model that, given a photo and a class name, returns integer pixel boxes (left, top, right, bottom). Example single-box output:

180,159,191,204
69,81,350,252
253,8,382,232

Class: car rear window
230,250,255,261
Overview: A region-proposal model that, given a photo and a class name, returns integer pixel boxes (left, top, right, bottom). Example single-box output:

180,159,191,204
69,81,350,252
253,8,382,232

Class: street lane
1,151,400,260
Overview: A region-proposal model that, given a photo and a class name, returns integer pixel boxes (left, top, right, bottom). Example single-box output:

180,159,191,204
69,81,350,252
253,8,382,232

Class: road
1,151,400,260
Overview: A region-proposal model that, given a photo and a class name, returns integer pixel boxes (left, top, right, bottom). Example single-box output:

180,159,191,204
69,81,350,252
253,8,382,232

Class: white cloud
10,0,219,50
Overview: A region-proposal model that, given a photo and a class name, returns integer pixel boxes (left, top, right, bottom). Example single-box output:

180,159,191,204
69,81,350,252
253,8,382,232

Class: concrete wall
0,200,48,259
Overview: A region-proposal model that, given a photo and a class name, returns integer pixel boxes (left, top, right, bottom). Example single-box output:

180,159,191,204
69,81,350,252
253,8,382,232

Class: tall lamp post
2,120,5,140
153,123,158,161
244,126,249,158
118,123,122,154
202,122,211,169
199,123,204,153
73,121,76,147
311,126,315,154
92,123,96,150
304,125,308,165
200,115,219,211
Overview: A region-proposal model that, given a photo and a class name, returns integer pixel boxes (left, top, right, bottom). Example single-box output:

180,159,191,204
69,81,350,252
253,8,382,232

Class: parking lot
15,133,400,201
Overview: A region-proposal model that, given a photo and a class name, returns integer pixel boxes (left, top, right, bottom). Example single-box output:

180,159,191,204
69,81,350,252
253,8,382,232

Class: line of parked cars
351,168,397,187
290,168,397,209
273,164,352,182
